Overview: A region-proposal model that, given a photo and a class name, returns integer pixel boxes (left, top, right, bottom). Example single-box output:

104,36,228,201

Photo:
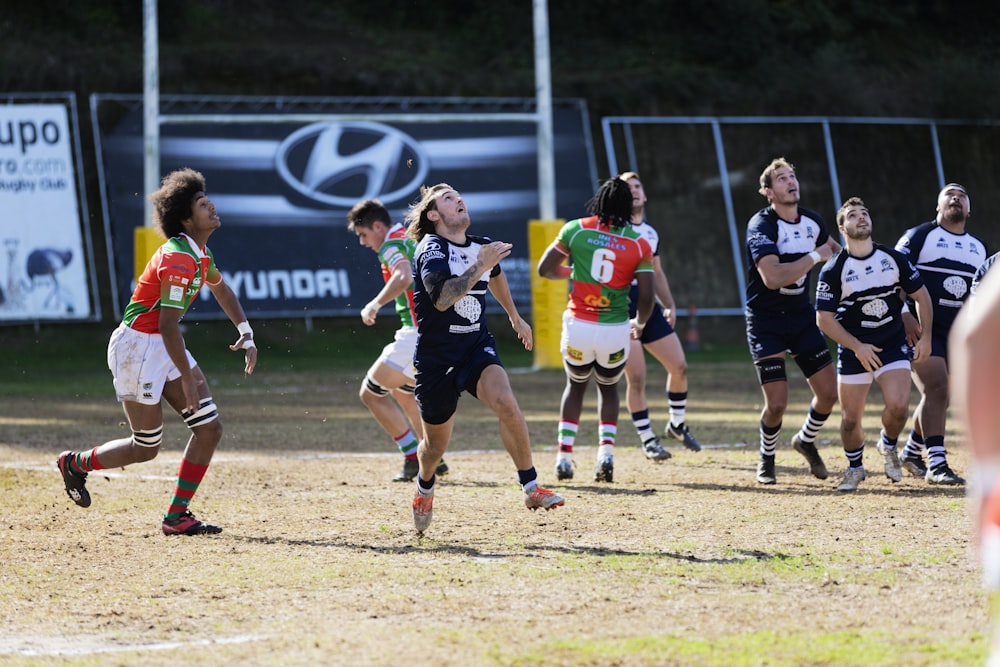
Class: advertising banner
92,96,597,320
0,99,96,321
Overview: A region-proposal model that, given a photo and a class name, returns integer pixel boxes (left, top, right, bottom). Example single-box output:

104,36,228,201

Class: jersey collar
180,233,207,259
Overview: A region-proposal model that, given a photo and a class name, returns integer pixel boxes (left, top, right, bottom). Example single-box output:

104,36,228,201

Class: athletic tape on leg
183,398,219,428
133,425,163,448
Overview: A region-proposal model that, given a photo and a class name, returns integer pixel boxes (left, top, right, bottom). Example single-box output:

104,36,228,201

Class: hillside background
8,2,1000,118
4,1,1000,334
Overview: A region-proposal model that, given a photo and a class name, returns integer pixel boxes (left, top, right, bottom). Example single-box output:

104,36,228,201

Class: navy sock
417,474,436,492
517,467,538,487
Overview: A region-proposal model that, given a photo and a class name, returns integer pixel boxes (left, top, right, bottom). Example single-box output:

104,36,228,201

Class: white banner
0,103,92,320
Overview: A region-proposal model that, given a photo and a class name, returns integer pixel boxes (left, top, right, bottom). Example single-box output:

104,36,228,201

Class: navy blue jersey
412,232,502,368
745,206,831,313
815,244,924,350
972,251,1000,296
894,221,988,337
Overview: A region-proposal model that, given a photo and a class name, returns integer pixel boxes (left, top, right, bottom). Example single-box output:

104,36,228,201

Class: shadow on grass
669,479,967,497
434,466,966,498
227,533,795,565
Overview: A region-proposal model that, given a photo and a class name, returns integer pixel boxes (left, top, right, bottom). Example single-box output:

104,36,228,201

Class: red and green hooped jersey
555,216,653,323
378,223,417,328
122,233,221,333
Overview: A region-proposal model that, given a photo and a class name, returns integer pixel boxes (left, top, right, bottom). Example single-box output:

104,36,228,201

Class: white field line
0,633,267,657
4,442,751,477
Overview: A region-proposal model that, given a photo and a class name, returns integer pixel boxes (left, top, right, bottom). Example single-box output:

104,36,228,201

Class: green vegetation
7,2,1000,119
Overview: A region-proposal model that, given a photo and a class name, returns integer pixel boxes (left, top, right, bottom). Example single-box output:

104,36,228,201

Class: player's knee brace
363,374,391,397
132,425,163,448
796,346,833,378
564,361,595,383
754,357,787,385
183,397,219,428
595,364,625,386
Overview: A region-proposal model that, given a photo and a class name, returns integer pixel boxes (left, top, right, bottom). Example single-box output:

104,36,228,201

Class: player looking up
894,183,988,485
617,171,702,459
406,183,564,533
57,168,257,535
347,198,448,482
815,197,933,491
744,157,841,485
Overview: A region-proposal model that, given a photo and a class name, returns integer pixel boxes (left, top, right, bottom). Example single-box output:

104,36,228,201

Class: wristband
808,250,822,265
633,318,647,330
237,321,253,336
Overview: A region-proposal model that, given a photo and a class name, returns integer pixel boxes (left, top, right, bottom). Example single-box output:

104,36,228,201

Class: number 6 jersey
553,215,653,324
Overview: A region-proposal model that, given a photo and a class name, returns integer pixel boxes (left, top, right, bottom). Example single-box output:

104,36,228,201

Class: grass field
0,317,990,665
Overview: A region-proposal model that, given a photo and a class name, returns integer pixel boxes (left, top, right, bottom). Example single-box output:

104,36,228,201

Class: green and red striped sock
70,447,105,473
164,458,209,521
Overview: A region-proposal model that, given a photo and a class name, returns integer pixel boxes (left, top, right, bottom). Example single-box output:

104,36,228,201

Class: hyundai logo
275,121,429,207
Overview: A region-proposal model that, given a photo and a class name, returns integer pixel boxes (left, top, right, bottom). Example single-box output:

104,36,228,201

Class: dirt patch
0,363,988,665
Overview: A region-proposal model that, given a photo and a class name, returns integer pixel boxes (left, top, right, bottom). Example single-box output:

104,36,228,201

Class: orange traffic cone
685,303,701,352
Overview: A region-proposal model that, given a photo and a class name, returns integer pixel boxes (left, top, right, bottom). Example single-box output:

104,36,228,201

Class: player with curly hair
537,176,655,483
57,168,257,535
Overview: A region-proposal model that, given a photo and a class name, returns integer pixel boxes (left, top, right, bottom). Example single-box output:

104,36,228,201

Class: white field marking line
3,443,752,476
7,462,176,481
472,554,508,563
0,633,267,657
211,442,752,459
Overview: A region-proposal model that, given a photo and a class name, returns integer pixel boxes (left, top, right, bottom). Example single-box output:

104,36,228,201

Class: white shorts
107,323,198,405
560,312,630,369
375,326,417,380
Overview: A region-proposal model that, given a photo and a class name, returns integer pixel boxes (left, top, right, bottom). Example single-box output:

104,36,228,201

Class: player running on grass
406,183,564,533
57,168,257,536
347,198,448,482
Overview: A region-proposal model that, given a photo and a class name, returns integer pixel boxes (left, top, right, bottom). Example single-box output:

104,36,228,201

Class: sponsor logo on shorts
608,349,625,364
566,345,583,362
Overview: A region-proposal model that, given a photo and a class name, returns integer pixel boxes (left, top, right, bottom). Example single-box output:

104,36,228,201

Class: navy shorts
903,331,947,363
628,293,675,344
929,332,948,360
640,303,676,344
838,339,911,376
745,307,828,361
414,339,504,425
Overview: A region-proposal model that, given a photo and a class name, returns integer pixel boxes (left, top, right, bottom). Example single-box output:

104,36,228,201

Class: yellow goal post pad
134,226,165,281
527,219,567,369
